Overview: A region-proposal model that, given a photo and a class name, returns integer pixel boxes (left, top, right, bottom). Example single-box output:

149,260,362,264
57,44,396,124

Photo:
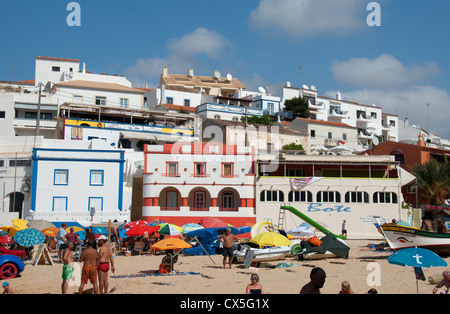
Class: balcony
309,101,325,111
14,118,57,129
196,103,263,117
329,108,348,119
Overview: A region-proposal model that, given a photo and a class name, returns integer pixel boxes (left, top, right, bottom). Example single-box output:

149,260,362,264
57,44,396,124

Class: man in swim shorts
97,236,115,294
61,241,74,294
79,240,99,294
218,228,238,269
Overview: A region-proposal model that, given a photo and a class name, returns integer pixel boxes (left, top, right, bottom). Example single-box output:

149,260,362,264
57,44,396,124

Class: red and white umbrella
123,220,148,229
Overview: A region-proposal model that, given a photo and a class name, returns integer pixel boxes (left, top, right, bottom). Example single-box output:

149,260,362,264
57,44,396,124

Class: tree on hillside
409,156,450,205
283,96,310,119
282,142,306,154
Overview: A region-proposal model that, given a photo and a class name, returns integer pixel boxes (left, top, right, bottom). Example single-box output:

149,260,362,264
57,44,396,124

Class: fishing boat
377,220,450,254
233,244,292,263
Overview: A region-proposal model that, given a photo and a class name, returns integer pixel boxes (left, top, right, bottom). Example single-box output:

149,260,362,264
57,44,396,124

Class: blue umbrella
148,220,166,227
388,247,448,268
388,247,448,293
14,228,45,247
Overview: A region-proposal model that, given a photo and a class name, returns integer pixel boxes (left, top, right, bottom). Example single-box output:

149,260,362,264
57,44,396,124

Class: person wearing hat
3,282,13,294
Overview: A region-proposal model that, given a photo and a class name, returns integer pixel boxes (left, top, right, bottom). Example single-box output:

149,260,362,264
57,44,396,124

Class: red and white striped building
142,142,256,227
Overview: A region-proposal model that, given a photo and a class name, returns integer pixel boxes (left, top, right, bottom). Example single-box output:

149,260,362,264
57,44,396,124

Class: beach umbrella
11,218,29,230
388,247,448,294
236,226,251,235
182,223,204,233
148,220,166,227
27,219,55,231
125,225,160,237
0,236,13,244
13,228,45,247
0,231,9,236
250,232,292,248
124,220,148,229
158,223,183,236
287,226,315,237
41,227,58,238
66,226,84,233
76,230,87,241
329,144,353,154
250,220,273,238
200,217,229,229
0,226,20,237
91,227,108,236
152,238,192,251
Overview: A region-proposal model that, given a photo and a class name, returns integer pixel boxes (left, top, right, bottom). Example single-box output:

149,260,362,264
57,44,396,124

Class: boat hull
380,225,450,254
234,246,292,263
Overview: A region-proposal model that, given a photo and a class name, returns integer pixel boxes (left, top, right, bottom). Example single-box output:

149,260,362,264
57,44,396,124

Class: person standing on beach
299,267,326,294
61,241,74,294
79,240,99,294
97,236,115,294
341,220,347,237
218,228,238,269
57,223,68,262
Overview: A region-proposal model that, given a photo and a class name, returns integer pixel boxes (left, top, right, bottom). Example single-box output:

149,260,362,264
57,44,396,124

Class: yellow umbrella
12,218,29,230
250,232,293,248
66,226,84,233
0,226,20,236
151,238,192,251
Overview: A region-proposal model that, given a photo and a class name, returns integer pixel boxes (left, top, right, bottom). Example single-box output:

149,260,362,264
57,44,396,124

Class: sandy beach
4,239,449,295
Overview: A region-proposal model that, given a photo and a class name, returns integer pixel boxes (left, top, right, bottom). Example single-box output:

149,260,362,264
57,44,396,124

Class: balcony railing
189,207,209,212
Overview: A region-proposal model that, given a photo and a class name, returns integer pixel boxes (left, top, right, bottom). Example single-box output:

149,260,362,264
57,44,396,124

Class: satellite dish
286,81,291,87
302,84,309,90
311,85,317,91
371,136,379,146
258,86,266,94
214,70,221,79
226,73,233,81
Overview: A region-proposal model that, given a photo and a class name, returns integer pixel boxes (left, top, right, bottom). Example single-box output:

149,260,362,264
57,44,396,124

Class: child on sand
339,281,355,294
2,282,13,294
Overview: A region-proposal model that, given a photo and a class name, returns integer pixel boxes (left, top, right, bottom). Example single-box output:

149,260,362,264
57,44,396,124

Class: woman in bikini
246,273,265,294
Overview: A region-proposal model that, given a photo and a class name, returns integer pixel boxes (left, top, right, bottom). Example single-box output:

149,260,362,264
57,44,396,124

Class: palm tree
409,156,450,205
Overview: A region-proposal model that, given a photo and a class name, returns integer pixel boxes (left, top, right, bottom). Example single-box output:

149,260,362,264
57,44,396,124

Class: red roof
36,56,79,63
296,118,355,128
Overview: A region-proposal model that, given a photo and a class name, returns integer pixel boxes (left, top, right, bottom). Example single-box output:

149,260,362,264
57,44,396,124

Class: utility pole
35,83,42,137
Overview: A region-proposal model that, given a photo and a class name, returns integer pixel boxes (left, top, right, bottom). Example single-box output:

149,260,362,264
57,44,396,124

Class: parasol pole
193,236,216,265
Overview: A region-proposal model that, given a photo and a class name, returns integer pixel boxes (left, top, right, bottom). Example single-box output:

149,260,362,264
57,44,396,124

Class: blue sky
1,0,450,138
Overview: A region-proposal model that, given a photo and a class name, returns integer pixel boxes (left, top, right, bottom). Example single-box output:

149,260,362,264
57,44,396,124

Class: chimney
188,69,194,77
162,67,168,76
82,62,86,74
336,92,342,100
417,133,425,146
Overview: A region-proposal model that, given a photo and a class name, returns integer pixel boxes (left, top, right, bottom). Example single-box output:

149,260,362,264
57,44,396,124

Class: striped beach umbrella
27,219,56,231
158,223,183,236
14,228,45,247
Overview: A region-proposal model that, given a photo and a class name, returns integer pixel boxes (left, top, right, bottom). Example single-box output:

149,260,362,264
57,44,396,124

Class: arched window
288,191,313,202
345,191,369,203
260,190,284,202
316,191,341,203
373,192,398,204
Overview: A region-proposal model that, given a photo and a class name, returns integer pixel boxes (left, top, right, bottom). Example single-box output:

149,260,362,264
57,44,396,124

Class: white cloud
326,85,450,138
248,0,365,39
124,27,231,85
331,54,441,89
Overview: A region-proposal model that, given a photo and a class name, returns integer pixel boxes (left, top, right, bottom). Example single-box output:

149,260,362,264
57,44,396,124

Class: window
328,132,333,139
184,99,190,107
0,111,5,119
288,191,313,202
25,112,53,120
373,192,398,204
166,191,178,208
52,66,60,72
120,98,128,108
371,112,377,119
317,191,341,203
0,160,4,167
54,170,68,185
90,170,104,186
53,197,67,212
88,197,103,212
73,95,83,104
260,190,284,202
194,191,206,209
310,130,316,138
214,115,220,119
345,191,369,203
390,120,396,127
167,162,179,177
222,163,234,177
407,185,417,194
166,97,174,104
194,162,207,177
222,192,233,208
95,96,106,106
287,169,306,177
343,133,347,141
9,159,31,167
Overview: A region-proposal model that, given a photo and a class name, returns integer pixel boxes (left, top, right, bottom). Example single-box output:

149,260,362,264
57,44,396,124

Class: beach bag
306,236,322,247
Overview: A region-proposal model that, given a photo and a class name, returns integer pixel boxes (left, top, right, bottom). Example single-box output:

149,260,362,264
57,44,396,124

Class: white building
28,140,131,223
256,153,415,239
142,142,256,227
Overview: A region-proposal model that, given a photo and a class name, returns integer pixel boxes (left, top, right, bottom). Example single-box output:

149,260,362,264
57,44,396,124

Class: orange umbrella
151,238,192,251
41,227,58,238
